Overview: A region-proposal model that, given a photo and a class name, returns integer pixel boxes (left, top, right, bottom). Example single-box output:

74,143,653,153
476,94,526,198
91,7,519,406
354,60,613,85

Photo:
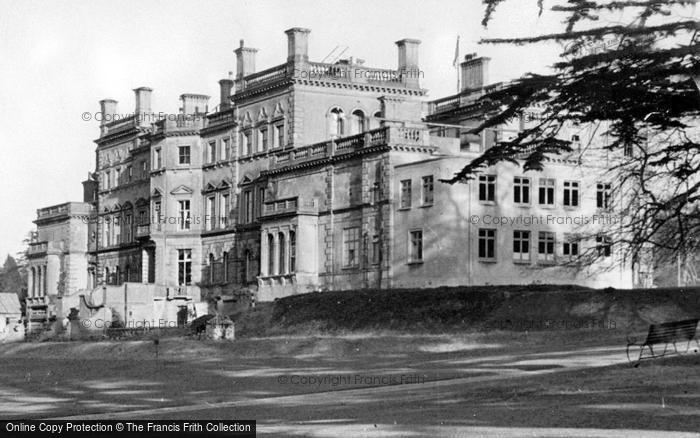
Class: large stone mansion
24,28,638,328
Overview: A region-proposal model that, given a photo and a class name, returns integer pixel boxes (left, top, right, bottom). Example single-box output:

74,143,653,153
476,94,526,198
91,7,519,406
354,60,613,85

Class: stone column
141,248,149,283
28,267,34,298
260,231,269,276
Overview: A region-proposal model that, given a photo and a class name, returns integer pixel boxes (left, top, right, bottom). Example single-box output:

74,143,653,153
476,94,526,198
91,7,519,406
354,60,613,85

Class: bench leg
672,341,679,354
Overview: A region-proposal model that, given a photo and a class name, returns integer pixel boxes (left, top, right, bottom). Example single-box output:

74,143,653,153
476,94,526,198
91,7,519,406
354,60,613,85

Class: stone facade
28,27,634,318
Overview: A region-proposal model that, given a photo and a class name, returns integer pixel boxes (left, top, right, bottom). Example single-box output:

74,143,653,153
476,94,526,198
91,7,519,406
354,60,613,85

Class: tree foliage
449,0,700,269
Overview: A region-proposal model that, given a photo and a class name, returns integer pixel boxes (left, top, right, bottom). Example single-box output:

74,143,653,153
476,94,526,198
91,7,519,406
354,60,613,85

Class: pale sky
0,0,566,260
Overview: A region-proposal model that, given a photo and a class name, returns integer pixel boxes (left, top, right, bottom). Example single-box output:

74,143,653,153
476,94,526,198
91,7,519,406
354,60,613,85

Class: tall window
409,230,423,262
221,138,230,161
178,249,192,285
178,200,191,230
513,230,530,262
206,196,216,230
154,148,162,169
104,217,111,247
596,235,612,257
208,141,216,163
124,213,132,242
259,128,268,152
539,178,555,206
127,166,133,182
342,227,360,267
597,183,611,209
222,252,229,282
478,229,496,260
400,179,412,209
257,187,266,219
178,146,191,165
154,201,162,231
142,160,148,177
244,190,253,223
563,234,579,258
514,177,530,204
208,253,215,283
241,131,251,156
274,123,285,148
278,232,286,274
563,181,579,207
352,110,365,133
538,231,555,262
422,175,434,205
220,194,230,228
329,108,344,137
289,230,296,272
104,171,110,190
478,175,496,202
267,233,275,275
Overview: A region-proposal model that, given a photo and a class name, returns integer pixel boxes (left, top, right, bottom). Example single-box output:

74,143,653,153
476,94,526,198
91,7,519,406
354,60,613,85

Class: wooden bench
626,319,699,364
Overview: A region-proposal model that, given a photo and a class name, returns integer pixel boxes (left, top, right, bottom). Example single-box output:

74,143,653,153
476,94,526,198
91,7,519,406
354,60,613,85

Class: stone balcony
135,223,150,239
27,241,64,257
267,126,436,172
235,60,422,97
261,197,319,219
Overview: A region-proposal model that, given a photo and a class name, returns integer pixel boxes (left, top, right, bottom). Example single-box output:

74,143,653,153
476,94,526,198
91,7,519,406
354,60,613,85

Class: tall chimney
219,73,234,110
99,99,117,135
234,39,258,80
395,39,421,87
460,54,490,91
285,27,311,64
133,87,153,127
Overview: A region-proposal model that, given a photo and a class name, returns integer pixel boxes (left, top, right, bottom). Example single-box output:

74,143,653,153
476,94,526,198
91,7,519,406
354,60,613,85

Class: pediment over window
273,102,284,117
203,182,217,192
240,174,254,185
257,107,268,122
170,185,194,195
151,188,163,198
242,111,253,126
113,203,123,211
135,197,149,207
218,178,232,189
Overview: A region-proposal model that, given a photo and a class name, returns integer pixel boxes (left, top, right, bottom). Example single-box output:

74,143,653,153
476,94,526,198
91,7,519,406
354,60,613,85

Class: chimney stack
460,54,490,91
219,73,234,110
234,40,258,81
133,87,153,127
99,99,117,135
285,27,311,64
395,39,421,87
180,94,210,115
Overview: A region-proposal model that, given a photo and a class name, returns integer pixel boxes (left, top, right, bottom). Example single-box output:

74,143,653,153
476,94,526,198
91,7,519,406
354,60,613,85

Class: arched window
267,234,274,275
352,110,365,134
208,253,215,284
278,232,286,275
370,110,382,130
222,252,229,283
104,267,110,285
329,108,344,138
289,230,296,273
115,266,121,285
